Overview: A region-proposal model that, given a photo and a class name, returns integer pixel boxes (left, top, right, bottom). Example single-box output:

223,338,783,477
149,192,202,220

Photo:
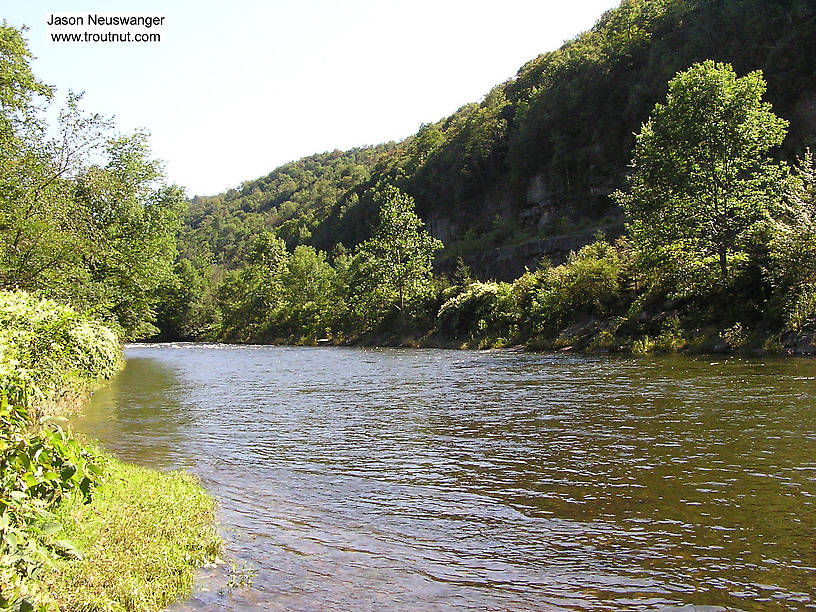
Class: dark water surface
71,344,816,610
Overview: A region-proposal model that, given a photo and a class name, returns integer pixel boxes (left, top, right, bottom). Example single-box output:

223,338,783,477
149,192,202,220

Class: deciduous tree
615,60,788,285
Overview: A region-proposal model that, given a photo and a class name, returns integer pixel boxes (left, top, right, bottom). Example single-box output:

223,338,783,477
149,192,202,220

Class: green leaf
53,539,84,559
41,522,62,536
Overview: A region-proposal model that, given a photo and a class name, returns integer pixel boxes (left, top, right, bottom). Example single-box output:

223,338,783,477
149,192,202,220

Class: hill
182,0,816,279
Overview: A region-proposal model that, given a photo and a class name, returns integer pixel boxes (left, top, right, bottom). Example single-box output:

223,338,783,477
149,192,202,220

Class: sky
5,1,620,196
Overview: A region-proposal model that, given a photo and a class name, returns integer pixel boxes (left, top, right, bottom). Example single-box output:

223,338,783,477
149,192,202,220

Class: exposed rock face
428,214,457,245
521,174,557,228
780,325,816,355
429,173,626,281
469,227,624,281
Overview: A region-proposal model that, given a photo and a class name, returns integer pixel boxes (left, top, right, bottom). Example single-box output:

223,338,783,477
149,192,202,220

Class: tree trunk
719,247,728,283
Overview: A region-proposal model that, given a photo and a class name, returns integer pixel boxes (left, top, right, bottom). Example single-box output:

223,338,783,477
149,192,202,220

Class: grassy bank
45,454,219,611
0,290,220,610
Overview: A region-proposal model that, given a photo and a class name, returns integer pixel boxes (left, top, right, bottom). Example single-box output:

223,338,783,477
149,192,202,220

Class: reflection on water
71,344,816,610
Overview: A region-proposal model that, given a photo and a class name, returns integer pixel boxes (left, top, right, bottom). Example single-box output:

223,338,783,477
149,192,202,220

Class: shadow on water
72,356,194,471
72,345,816,610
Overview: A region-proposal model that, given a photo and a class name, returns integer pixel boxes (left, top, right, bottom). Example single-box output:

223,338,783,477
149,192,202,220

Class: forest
2,0,816,606
1,1,815,353
163,0,816,352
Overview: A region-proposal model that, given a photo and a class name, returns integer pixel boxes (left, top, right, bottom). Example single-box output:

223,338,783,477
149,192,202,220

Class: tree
74,132,184,338
350,185,442,328
216,231,288,341
0,24,183,339
616,60,788,285
278,245,338,338
769,150,816,328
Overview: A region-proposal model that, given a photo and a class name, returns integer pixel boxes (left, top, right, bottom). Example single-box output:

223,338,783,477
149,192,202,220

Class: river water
70,344,816,610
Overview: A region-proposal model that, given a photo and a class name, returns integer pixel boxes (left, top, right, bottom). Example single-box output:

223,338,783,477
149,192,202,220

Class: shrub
437,281,517,342
527,240,624,332
0,291,121,401
0,291,121,607
784,285,816,330
654,314,686,352
0,374,102,608
720,322,748,349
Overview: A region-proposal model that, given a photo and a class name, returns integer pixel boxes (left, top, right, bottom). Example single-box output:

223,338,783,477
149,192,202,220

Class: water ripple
71,345,816,610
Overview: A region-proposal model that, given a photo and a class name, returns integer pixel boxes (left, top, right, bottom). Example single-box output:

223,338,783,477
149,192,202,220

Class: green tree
616,60,788,285
74,132,184,338
216,232,287,341
278,245,339,338
353,185,442,318
769,150,816,328
0,25,182,339
0,23,51,119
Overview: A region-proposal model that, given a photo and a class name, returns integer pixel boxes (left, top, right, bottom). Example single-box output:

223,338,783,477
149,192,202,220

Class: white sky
5,1,620,196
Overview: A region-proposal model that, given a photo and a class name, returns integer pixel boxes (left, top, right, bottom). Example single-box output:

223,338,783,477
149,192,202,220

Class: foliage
0,290,219,610
0,291,121,608
153,259,222,342
0,291,120,403
177,0,816,286
0,378,102,609
0,24,52,117
217,232,288,342
351,186,442,319
156,1,816,348
72,133,184,339
437,281,517,344
720,321,747,349
0,25,183,340
769,150,816,329
277,245,340,341
527,240,625,332
7,7,816,354
616,61,788,285
182,146,394,266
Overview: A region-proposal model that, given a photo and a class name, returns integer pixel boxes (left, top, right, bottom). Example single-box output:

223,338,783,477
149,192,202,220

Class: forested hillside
2,0,815,352
184,0,816,277
182,145,396,265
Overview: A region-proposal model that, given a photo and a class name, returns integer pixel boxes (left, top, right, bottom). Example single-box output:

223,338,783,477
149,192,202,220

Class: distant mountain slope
181,145,397,264
184,0,816,277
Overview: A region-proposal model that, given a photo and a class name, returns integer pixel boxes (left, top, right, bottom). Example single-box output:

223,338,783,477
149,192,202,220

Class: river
70,344,816,610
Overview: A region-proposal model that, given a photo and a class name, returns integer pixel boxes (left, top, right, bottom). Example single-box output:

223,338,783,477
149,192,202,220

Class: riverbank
247,311,816,357
192,235,816,358
45,453,220,610
0,290,220,609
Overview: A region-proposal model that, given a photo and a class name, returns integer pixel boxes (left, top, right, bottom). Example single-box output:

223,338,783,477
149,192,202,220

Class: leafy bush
654,314,686,352
783,285,816,331
720,322,748,349
0,291,120,608
0,371,102,608
0,291,120,402
769,151,816,329
437,281,517,343
527,240,624,332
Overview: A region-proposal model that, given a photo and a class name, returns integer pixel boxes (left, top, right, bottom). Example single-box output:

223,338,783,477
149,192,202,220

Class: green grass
42,453,220,611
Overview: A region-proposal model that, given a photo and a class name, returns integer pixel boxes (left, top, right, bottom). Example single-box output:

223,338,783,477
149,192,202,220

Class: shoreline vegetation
1,1,815,605
159,1,816,358
0,290,220,610
156,63,816,357
2,3,815,361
